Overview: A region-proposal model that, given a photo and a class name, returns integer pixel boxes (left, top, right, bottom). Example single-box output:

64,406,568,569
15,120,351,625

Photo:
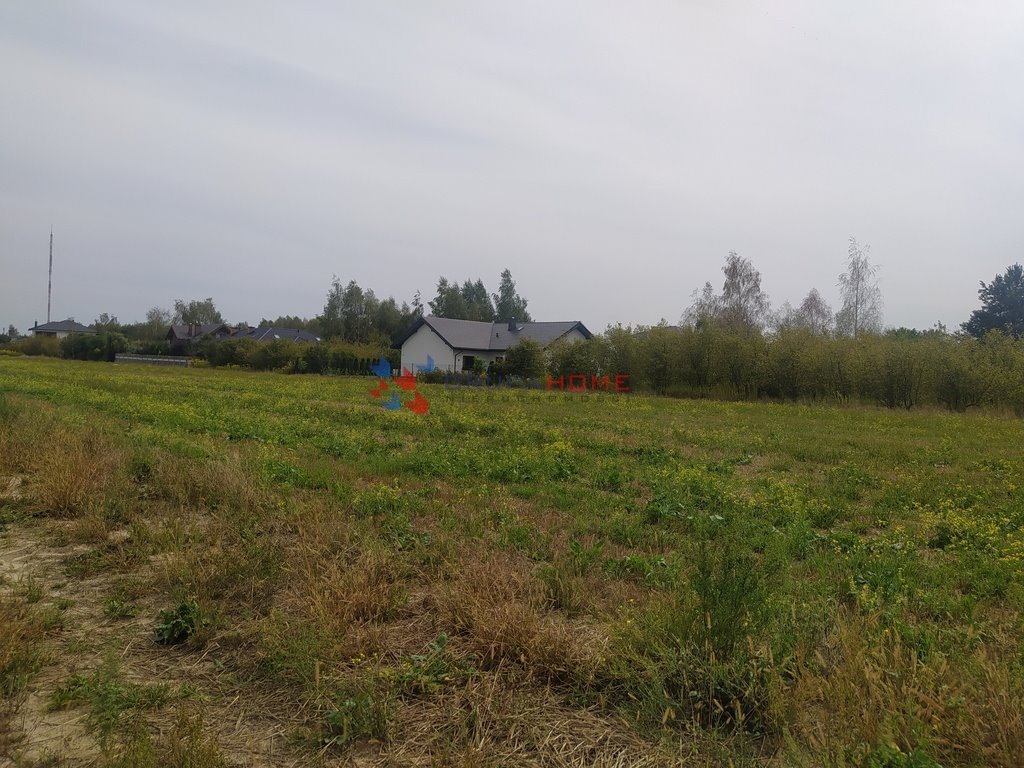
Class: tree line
5,241,1024,413
501,245,1024,412
20,268,532,349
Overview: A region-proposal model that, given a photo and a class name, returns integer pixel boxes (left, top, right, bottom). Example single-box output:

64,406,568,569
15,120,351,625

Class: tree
776,289,833,334
339,281,377,342
372,297,407,342
798,289,833,335
93,313,120,332
683,282,720,327
429,277,470,319
146,307,172,327
321,277,345,338
172,298,224,326
492,269,532,322
320,277,418,343
636,324,679,395
682,252,770,331
257,315,323,334
962,263,1024,339
117,307,173,342
321,279,379,342
836,238,882,337
719,252,771,331
461,278,496,322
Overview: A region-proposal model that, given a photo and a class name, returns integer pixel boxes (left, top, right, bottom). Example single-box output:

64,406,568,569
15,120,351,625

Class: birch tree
836,238,882,337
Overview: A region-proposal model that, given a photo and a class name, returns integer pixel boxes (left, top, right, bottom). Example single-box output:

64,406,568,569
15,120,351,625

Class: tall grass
1,356,1022,765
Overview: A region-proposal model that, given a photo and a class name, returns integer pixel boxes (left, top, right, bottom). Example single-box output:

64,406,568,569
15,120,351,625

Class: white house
30,319,96,339
394,315,592,373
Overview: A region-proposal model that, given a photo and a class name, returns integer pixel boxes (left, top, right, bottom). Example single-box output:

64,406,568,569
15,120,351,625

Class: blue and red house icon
369,355,433,414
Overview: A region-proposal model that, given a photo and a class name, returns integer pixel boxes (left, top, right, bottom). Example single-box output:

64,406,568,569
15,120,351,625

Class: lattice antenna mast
47,228,53,324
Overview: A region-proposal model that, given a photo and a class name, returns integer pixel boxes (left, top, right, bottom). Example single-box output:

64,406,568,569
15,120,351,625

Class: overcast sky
2,1,1022,333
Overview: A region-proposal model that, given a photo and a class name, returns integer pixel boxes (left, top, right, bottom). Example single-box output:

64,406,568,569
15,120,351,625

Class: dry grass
150,461,284,613
789,610,1024,767
275,499,408,644
148,450,272,515
69,509,117,544
29,429,123,516
290,549,406,630
0,397,39,475
378,669,684,767
438,550,606,683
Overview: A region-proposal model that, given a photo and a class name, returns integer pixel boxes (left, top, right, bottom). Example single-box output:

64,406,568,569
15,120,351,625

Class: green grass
51,654,172,752
1,356,1023,766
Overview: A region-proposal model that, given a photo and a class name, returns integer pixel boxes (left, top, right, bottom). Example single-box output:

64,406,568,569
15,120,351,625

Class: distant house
166,323,322,355
30,319,96,339
166,323,233,355
394,315,592,373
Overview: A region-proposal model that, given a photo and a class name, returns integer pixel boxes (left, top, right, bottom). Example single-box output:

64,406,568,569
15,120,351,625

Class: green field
1,357,1022,766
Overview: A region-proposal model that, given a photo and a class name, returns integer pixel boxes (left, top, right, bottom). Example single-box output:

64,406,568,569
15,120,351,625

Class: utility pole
47,228,53,324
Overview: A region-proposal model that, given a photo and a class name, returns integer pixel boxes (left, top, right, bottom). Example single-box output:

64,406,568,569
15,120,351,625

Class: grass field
1,356,1022,767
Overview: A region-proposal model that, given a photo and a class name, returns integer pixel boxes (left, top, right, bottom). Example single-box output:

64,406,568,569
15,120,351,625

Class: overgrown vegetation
1,356,1022,765
544,324,1024,412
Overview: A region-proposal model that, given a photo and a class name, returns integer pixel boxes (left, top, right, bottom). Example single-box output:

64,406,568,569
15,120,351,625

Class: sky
1,1,1022,334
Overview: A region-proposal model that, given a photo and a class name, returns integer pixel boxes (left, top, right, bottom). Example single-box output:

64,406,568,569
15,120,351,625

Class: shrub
246,339,301,371
497,338,546,379
15,335,61,357
63,331,128,362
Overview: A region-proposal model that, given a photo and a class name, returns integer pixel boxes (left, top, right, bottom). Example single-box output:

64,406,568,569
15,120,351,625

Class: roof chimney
508,317,517,332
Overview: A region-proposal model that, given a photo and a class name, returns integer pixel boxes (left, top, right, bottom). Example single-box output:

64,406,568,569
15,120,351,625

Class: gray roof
167,323,230,340
32,319,95,333
394,315,592,351
236,327,321,343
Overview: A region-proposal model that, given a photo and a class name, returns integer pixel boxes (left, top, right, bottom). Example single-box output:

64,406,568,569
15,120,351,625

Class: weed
690,521,779,662
567,536,606,573
322,677,392,749
51,654,171,753
388,633,470,696
104,592,138,619
602,553,673,585
18,575,44,604
154,600,207,645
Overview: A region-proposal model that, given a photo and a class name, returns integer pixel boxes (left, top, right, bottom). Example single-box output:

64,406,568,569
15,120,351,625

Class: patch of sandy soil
0,522,305,767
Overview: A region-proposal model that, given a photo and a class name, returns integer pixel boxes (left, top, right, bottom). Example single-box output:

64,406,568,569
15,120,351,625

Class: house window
462,355,475,371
